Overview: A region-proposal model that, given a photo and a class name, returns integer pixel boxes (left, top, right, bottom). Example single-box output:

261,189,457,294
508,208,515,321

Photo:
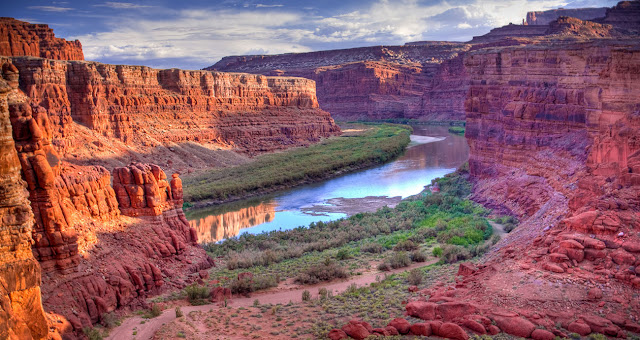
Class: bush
441,245,471,263
432,247,443,257
336,248,352,260
294,260,348,284
83,327,104,340
394,240,418,251
229,275,278,295
175,307,183,318
361,242,384,253
184,284,210,305
410,250,426,262
302,290,311,301
318,287,328,300
377,262,392,271
389,251,411,269
100,312,120,328
407,268,423,285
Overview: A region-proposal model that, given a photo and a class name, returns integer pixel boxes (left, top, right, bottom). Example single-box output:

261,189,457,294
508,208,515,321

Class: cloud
27,5,73,12
94,2,154,9
72,0,620,69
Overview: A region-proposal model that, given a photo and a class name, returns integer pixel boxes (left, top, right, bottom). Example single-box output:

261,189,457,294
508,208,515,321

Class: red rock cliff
0,18,83,60
465,37,640,291
0,64,48,339
526,7,608,25
208,43,471,121
8,57,340,163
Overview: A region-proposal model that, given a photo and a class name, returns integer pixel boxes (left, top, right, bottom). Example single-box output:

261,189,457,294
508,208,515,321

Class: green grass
448,126,465,135
182,123,411,204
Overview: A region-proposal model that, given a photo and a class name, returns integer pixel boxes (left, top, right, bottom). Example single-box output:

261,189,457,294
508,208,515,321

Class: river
185,125,469,244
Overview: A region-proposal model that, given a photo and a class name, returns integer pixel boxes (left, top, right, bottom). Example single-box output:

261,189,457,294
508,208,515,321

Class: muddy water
186,125,469,243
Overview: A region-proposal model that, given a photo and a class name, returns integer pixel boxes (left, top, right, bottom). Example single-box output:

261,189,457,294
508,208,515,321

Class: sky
4,0,620,70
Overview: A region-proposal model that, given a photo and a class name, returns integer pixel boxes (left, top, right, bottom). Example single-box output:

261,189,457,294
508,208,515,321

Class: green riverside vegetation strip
182,123,411,205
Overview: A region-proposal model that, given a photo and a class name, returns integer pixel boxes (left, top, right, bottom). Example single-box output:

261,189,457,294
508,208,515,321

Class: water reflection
186,125,469,244
188,201,277,243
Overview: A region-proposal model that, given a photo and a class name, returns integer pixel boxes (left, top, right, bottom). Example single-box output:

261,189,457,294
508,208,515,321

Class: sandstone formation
525,7,608,25
5,55,340,172
0,62,48,340
0,18,83,60
208,43,471,121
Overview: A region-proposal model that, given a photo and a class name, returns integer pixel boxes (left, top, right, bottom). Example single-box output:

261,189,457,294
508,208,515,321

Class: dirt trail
106,259,437,340
489,221,507,238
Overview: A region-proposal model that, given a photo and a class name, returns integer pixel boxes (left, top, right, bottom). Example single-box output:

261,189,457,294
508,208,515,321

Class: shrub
229,275,278,295
100,312,120,328
377,262,392,271
175,307,183,318
302,290,311,301
83,327,104,340
432,246,443,257
394,240,418,251
389,251,411,269
318,287,328,300
441,245,471,263
294,260,348,284
407,268,423,285
361,242,384,253
184,284,210,305
410,250,426,262
336,248,352,260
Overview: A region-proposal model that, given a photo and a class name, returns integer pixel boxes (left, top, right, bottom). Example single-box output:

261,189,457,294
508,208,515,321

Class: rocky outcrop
0,18,83,60
526,7,608,25
596,0,640,32
8,56,340,163
208,43,471,121
0,63,48,339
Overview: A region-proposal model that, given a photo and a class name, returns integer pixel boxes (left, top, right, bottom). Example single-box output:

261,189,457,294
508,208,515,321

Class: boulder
587,288,603,300
405,301,436,320
328,329,348,340
437,302,477,321
384,326,400,336
457,262,478,276
388,318,411,334
341,323,369,340
568,322,591,336
492,316,536,338
438,322,469,340
462,319,486,334
532,328,556,340
410,323,432,336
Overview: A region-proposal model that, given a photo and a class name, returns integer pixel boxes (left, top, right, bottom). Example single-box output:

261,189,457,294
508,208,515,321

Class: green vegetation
448,126,465,135
83,327,105,340
183,284,210,305
204,164,493,288
228,274,279,295
183,123,412,204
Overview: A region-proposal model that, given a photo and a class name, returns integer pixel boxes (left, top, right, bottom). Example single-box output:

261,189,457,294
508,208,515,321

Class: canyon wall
0,63,48,340
0,18,83,60
525,7,608,25
208,43,471,121
465,37,640,285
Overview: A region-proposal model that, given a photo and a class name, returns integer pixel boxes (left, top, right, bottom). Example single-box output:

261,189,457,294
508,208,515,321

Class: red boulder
410,323,431,336
388,318,411,334
438,322,469,340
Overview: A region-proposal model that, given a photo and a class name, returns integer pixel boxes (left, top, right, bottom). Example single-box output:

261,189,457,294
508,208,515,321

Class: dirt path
489,221,507,238
106,259,437,340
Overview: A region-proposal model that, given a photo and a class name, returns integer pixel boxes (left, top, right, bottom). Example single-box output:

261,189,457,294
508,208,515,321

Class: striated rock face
0,63,48,339
526,7,608,25
465,38,640,284
208,43,471,121
0,18,83,60
9,56,340,159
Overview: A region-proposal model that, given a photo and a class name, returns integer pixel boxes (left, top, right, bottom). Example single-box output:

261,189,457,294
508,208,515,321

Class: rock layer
7,56,340,164
208,43,471,121
0,63,48,339
525,7,608,25
0,18,83,60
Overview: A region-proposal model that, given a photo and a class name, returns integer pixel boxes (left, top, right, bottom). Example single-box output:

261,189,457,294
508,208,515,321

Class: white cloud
73,0,620,69
27,5,73,12
94,2,154,9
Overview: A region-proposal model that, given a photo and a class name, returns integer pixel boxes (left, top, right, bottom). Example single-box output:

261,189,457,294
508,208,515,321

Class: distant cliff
208,43,471,121
0,18,83,60
525,7,608,25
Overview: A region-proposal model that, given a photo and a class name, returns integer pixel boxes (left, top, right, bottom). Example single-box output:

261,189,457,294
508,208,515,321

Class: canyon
1,1,640,339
